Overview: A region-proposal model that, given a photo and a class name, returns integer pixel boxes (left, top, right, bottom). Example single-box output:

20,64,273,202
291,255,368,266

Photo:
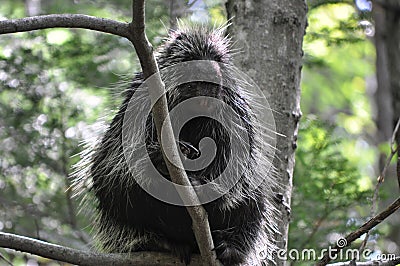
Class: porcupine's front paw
213,233,246,266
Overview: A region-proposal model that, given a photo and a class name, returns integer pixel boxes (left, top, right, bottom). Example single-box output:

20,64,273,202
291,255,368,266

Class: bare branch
359,118,400,255
390,118,400,148
316,197,400,266
0,252,13,266
391,117,400,188
398,149,400,189
377,117,400,183
128,1,217,265
0,232,204,266
0,14,131,38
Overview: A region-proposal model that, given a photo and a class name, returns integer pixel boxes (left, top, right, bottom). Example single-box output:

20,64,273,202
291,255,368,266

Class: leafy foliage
0,1,154,263
288,2,398,264
0,31,107,251
0,0,397,265
289,118,372,262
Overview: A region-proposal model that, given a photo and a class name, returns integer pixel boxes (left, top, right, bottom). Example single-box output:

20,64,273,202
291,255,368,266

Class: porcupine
72,25,278,265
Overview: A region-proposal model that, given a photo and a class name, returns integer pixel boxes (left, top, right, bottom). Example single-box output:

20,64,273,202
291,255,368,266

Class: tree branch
0,232,203,266
327,257,400,266
358,117,400,257
316,197,400,266
0,14,131,38
0,2,218,264
128,1,218,265
391,117,400,188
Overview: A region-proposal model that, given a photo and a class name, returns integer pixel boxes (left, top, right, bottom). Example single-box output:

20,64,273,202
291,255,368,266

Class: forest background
0,0,398,265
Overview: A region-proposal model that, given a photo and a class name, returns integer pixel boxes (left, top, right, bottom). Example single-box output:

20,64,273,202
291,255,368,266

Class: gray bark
226,1,307,265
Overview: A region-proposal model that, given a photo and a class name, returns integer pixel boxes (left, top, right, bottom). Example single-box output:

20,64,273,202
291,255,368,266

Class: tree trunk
226,1,307,265
377,0,400,252
385,1,400,184
373,3,393,146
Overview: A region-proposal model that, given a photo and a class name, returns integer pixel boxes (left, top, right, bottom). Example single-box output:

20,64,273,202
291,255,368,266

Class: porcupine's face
144,79,231,188
144,28,256,196
164,79,238,188
171,81,222,115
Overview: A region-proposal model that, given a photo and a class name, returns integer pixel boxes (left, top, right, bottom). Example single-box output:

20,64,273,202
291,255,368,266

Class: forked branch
317,197,400,266
0,0,217,265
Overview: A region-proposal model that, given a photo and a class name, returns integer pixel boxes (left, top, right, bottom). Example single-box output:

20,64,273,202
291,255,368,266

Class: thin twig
316,197,400,266
0,252,13,266
390,118,400,149
358,117,400,256
391,118,400,188
128,1,218,265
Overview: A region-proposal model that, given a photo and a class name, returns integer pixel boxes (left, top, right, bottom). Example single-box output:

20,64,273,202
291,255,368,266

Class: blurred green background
0,0,398,265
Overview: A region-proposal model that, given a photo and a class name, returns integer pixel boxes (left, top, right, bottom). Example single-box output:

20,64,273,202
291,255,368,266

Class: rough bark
226,1,307,265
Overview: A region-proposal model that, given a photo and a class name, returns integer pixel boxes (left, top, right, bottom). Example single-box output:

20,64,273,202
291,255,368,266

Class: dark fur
74,26,277,265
